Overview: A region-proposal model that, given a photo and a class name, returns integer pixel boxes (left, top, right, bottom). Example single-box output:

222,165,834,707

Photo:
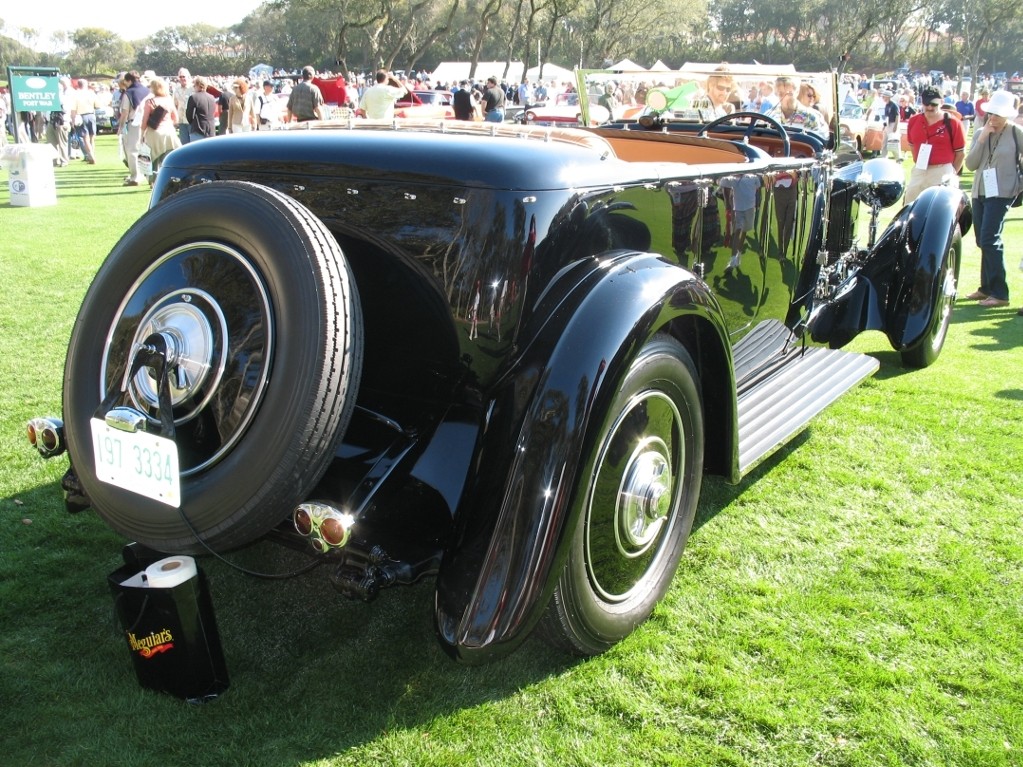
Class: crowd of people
3,63,1021,315
837,75,1023,314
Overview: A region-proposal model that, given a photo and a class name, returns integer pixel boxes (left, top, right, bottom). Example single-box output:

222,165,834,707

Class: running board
736,346,879,475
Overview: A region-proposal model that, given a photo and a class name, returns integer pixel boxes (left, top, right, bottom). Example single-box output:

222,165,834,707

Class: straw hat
984,89,1017,118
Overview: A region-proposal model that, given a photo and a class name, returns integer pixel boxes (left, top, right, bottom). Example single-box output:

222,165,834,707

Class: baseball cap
920,88,942,106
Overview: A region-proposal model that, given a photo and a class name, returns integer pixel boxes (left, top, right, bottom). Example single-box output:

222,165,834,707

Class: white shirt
360,84,406,120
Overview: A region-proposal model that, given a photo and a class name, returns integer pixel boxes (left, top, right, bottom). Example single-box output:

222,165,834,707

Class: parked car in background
27,66,970,665
518,91,611,126
94,104,117,134
839,102,875,153
393,90,454,119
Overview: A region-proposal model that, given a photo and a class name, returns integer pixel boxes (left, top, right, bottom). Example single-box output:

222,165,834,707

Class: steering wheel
698,110,791,157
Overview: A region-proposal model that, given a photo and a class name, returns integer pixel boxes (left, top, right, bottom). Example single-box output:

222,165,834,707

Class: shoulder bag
1010,124,1023,207
146,104,168,130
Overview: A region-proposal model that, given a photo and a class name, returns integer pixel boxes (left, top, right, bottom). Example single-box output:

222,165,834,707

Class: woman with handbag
963,89,1023,309
140,78,181,187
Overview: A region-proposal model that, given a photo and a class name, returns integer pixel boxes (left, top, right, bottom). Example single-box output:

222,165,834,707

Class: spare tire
63,181,363,553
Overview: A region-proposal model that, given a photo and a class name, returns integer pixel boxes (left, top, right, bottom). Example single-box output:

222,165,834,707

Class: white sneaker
727,254,741,271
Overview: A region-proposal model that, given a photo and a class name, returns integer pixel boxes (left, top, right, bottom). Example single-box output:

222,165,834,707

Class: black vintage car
29,68,970,664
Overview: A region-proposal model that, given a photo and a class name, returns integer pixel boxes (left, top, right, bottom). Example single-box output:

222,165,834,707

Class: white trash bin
1,143,58,207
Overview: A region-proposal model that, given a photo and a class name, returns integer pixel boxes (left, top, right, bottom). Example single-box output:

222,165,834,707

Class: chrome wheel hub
126,289,227,425
617,441,672,556
585,390,684,603
101,241,273,476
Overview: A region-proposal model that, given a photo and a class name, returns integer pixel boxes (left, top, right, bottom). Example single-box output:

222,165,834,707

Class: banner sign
11,74,61,112
6,67,61,113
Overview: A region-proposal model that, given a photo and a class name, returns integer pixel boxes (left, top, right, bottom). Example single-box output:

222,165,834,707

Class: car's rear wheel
902,226,960,368
539,335,704,655
63,181,362,553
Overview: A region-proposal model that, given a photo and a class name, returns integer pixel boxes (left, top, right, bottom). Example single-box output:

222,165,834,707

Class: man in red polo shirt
904,87,966,203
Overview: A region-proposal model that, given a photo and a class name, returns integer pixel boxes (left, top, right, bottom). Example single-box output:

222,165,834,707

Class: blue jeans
972,195,1012,301
485,110,504,123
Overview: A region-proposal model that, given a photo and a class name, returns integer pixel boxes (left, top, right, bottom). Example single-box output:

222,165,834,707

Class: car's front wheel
63,181,362,553
539,335,704,655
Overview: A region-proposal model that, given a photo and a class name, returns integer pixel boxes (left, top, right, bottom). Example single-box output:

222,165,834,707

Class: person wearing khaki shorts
904,87,965,204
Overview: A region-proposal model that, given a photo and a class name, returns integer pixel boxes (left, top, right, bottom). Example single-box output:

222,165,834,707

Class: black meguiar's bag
108,548,229,703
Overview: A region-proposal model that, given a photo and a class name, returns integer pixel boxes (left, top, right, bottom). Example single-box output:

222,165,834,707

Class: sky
1,0,263,48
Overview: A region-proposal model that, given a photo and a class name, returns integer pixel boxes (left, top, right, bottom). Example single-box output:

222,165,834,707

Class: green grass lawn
1,134,1022,767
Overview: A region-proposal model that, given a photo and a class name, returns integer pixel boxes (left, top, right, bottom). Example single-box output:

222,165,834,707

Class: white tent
526,63,575,83
611,59,645,72
429,61,525,85
649,60,672,72
678,62,797,76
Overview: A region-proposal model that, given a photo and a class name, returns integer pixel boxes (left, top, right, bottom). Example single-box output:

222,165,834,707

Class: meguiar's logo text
127,629,175,658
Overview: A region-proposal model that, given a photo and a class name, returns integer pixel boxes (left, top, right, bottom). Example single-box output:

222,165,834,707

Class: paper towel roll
145,556,198,588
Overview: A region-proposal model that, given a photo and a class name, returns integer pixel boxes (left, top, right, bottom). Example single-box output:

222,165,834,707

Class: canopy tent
648,60,673,72
429,61,525,85
248,63,274,80
611,59,645,72
678,62,797,76
525,63,575,83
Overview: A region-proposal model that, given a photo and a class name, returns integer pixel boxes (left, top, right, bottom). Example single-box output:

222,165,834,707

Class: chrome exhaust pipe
292,501,354,552
27,417,66,458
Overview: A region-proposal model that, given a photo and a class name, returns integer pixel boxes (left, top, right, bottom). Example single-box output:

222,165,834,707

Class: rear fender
434,250,730,663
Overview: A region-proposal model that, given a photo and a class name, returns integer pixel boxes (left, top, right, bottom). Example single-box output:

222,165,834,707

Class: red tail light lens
320,516,347,547
294,507,312,536
293,502,354,551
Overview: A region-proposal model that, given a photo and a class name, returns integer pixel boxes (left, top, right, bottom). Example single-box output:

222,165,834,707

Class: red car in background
313,76,349,108
394,90,455,119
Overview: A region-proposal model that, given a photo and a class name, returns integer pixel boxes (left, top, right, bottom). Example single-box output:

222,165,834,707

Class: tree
939,0,1023,94
0,30,42,72
67,28,133,74
464,0,506,79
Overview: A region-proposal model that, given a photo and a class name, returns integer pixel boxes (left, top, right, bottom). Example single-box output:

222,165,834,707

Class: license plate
90,419,181,507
